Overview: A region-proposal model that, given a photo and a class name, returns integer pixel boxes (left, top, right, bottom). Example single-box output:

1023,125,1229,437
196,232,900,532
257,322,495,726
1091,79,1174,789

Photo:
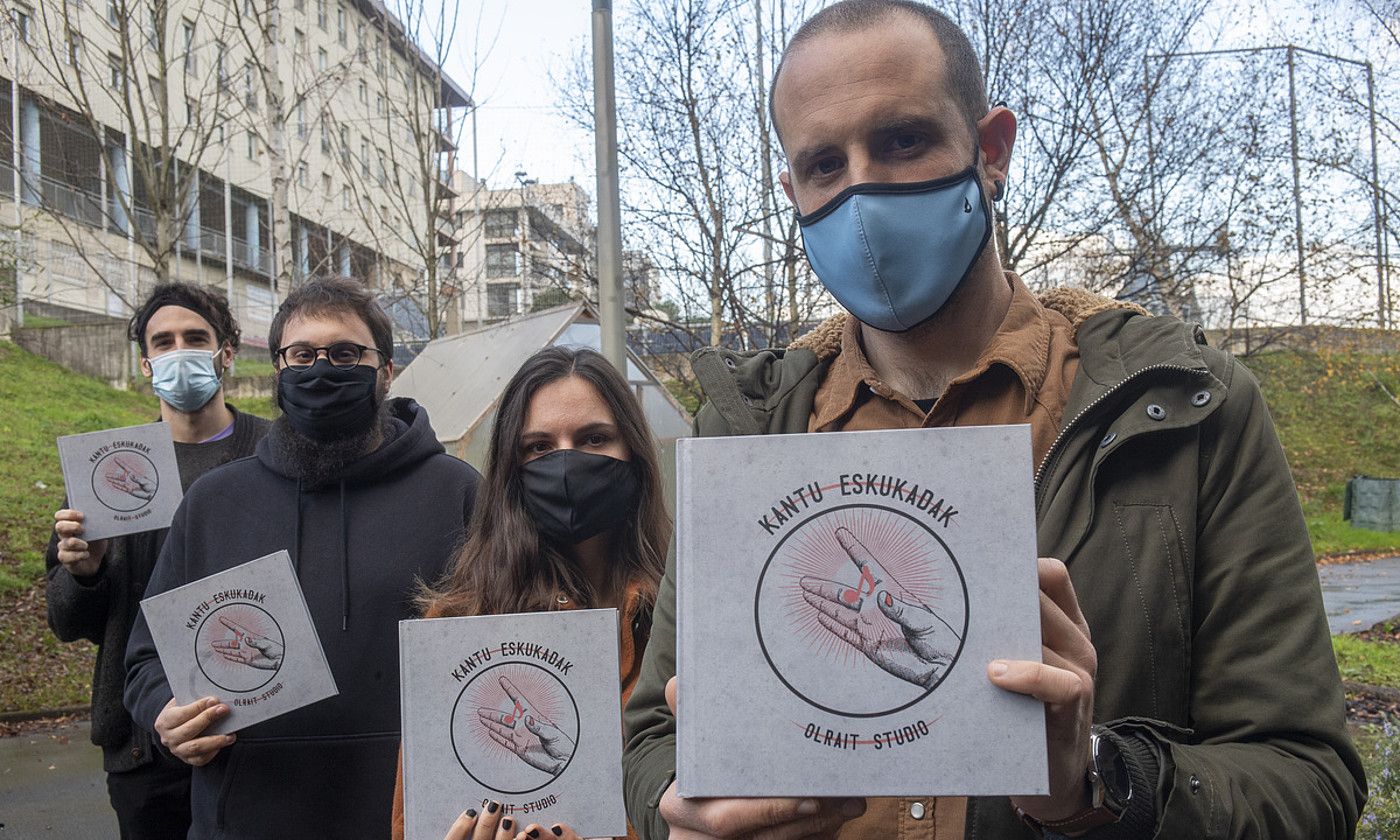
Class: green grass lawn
1335,634,1400,687
1247,350,1400,557
0,341,275,713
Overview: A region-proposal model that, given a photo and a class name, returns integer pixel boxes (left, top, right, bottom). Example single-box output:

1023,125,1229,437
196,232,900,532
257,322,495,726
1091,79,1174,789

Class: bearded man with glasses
124,277,481,840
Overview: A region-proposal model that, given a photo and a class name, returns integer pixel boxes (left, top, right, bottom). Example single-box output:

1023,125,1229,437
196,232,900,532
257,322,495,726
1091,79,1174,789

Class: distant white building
442,173,595,330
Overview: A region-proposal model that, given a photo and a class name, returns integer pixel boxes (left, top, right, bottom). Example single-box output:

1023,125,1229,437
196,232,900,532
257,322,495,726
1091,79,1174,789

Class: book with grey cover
139,550,338,735
399,609,626,840
676,425,1048,797
56,422,183,541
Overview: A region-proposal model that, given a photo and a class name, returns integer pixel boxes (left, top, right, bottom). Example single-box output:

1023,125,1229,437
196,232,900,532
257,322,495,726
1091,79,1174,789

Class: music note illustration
841,563,879,607
503,698,526,727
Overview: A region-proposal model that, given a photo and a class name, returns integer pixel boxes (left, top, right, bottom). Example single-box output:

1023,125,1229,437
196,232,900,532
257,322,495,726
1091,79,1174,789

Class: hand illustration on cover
209,614,284,671
476,675,576,776
104,457,157,501
800,527,960,688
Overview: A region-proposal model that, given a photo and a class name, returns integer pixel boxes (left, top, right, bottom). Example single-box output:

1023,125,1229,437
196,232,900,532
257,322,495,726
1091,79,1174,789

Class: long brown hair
423,347,670,619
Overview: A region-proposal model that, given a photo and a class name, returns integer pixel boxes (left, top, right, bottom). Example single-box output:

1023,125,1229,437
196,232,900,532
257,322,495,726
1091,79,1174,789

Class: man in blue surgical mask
622,2,1364,839
45,282,271,839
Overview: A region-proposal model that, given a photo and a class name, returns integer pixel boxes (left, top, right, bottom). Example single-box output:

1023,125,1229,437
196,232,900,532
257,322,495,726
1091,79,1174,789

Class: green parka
622,296,1366,839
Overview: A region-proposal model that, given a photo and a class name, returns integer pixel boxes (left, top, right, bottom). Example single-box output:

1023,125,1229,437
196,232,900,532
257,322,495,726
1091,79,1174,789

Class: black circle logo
450,661,580,795
195,604,285,693
91,450,160,513
754,503,969,717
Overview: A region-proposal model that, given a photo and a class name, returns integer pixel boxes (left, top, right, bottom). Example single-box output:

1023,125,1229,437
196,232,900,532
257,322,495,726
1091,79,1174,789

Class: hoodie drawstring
340,480,350,631
292,478,304,573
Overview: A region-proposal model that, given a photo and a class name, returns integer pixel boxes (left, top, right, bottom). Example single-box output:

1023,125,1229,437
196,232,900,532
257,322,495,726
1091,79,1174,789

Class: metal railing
40,175,104,228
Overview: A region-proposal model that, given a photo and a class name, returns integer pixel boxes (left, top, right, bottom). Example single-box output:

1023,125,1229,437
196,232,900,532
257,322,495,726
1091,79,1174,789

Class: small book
399,609,626,840
676,425,1047,797
56,422,183,541
139,550,339,735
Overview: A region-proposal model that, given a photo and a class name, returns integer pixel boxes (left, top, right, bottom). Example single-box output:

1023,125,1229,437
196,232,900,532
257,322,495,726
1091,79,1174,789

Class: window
341,186,350,210
216,124,225,144
105,0,119,27
246,130,258,160
355,22,365,58
244,62,257,110
297,162,308,187
320,121,331,154
316,47,327,73
336,4,345,44
339,125,349,165
485,245,520,278
484,210,518,239
13,5,30,44
146,6,158,49
185,97,198,123
358,80,367,105
376,151,386,187
375,93,384,117
108,53,124,90
322,173,332,196
316,0,326,30
359,138,369,177
456,252,464,268
182,19,196,74
294,28,306,57
296,102,307,138
375,35,383,74
215,41,228,89
65,29,80,66
486,282,520,317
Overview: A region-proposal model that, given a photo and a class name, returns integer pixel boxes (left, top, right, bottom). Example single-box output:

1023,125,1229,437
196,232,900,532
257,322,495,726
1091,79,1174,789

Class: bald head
770,0,988,148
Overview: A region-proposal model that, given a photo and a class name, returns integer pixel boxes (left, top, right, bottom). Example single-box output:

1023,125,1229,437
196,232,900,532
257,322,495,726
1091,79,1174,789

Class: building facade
1,0,468,347
445,173,595,329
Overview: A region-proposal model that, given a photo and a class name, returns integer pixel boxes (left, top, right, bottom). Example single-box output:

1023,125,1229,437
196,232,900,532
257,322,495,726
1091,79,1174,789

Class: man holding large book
621,1,1365,838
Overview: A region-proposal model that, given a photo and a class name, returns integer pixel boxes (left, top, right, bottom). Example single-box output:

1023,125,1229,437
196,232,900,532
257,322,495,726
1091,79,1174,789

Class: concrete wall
13,320,134,388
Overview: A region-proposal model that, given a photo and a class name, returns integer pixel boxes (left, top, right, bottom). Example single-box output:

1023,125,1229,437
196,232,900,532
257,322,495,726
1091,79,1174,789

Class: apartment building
444,172,596,329
1,0,468,347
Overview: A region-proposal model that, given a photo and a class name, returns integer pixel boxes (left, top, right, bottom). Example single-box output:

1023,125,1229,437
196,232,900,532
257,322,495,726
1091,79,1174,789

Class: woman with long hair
392,346,671,840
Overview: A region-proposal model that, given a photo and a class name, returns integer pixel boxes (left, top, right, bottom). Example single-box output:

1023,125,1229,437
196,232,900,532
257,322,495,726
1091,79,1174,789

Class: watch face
1094,730,1133,803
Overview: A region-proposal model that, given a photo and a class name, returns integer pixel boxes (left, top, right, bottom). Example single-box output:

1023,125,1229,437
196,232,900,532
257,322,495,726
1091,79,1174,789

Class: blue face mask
797,161,992,332
149,348,223,413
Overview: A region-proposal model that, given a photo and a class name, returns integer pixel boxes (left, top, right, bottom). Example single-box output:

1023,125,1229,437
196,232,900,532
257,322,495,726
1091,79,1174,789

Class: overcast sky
436,0,1392,203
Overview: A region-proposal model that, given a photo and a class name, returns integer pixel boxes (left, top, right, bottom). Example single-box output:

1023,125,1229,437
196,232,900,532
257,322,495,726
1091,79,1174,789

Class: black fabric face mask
519,450,641,547
276,359,379,441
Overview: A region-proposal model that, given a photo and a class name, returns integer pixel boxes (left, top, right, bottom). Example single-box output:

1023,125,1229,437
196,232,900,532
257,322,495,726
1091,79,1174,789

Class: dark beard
271,396,395,488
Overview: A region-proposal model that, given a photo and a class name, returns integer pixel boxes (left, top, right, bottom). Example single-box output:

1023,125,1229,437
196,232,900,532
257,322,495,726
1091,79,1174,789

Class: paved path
1318,555,1400,634
0,721,115,838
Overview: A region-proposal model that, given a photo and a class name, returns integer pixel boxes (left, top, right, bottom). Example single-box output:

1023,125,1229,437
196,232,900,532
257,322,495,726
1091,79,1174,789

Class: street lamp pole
591,0,627,372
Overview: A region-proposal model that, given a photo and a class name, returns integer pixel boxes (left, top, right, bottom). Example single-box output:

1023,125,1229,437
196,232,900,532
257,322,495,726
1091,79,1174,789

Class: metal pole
755,0,775,341
1286,46,1307,326
11,28,23,328
1365,62,1386,330
591,0,625,371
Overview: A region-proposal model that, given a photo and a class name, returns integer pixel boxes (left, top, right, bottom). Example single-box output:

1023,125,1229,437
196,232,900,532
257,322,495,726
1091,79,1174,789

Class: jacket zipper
1032,363,1208,507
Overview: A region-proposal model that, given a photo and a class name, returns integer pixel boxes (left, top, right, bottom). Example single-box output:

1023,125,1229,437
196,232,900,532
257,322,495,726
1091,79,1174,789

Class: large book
399,609,626,840
676,425,1047,797
138,550,338,734
56,422,183,541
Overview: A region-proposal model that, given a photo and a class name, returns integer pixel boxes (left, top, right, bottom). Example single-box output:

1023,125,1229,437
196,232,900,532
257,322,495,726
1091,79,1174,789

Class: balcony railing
41,175,104,228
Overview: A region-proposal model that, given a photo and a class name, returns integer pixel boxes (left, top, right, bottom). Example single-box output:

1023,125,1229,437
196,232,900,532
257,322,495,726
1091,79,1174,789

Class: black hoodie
124,398,480,839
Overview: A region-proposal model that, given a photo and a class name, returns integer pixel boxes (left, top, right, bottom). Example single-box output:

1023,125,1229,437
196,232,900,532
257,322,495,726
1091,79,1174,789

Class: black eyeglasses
275,342,383,370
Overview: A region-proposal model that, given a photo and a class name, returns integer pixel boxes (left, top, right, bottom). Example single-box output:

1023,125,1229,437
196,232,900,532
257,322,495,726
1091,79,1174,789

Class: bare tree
7,0,246,303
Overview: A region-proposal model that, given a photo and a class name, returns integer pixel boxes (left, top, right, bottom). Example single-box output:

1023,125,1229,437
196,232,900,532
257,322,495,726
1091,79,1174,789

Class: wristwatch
1016,725,1133,838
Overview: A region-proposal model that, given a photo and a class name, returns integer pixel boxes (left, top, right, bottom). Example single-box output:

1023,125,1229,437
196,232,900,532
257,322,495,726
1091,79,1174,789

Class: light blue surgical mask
149,348,223,413
797,161,991,332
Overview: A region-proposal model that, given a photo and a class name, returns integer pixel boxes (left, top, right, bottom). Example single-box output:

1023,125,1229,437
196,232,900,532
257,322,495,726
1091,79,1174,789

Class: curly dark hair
128,282,242,356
